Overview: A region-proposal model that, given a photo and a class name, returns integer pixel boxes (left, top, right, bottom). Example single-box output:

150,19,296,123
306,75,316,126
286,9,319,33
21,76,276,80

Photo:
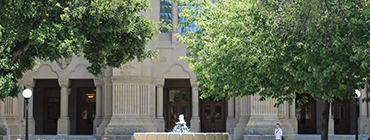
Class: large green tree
176,0,370,139
0,0,160,99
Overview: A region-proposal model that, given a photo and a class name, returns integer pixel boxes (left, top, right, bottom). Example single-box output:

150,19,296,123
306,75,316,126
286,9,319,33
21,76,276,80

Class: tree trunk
320,100,329,140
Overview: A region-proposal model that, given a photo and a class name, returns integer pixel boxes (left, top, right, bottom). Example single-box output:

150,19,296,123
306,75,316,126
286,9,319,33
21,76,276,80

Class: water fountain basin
134,132,229,140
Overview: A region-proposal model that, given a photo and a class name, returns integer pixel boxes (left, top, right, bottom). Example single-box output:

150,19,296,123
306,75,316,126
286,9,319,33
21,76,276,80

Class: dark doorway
200,95,226,132
76,88,96,134
296,94,316,134
332,99,350,134
43,88,61,134
166,87,192,131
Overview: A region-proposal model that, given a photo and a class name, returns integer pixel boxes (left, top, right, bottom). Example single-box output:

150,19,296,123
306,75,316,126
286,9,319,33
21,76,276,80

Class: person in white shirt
274,123,283,140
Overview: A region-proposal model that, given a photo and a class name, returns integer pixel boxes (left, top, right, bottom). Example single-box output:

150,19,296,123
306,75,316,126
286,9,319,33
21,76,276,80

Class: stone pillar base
226,117,237,133
359,117,370,134
104,115,157,135
5,117,22,140
243,115,296,136
190,117,200,132
233,116,249,140
96,117,111,139
93,117,103,134
57,117,70,135
244,115,280,135
155,117,165,132
280,118,296,140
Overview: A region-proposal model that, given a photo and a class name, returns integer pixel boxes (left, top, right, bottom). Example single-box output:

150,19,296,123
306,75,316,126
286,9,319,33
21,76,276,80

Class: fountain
133,114,229,140
172,114,190,133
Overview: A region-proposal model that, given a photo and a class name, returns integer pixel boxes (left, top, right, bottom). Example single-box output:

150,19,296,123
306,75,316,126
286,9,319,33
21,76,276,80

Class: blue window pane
160,0,172,33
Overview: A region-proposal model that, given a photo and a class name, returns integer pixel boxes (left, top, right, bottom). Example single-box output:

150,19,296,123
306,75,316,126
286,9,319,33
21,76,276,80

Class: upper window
160,0,172,33
178,3,198,33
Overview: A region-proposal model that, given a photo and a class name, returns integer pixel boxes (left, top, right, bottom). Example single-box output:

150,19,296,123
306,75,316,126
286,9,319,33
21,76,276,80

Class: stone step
19,135,96,140
242,134,370,140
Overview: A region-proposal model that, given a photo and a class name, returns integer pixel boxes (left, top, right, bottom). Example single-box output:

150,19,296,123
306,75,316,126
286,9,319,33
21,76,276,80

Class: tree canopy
0,0,160,99
177,0,370,139
177,0,370,106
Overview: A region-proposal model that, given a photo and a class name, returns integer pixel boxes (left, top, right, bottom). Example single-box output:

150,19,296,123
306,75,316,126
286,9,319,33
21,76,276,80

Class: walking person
274,123,283,140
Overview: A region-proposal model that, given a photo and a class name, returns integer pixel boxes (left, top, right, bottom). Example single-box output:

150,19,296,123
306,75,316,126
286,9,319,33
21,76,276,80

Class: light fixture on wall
86,93,95,99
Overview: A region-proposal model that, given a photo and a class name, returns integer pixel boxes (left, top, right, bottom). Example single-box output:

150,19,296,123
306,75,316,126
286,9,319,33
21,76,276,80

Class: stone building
1,0,370,140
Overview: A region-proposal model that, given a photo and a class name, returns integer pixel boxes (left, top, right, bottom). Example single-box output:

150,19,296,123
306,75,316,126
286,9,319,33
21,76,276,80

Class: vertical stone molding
359,88,369,134
23,78,36,135
112,84,150,115
171,2,179,43
57,78,70,135
3,97,15,115
153,79,165,132
190,80,200,132
3,96,23,139
93,78,103,134
171,3,178,33
104,79,157,136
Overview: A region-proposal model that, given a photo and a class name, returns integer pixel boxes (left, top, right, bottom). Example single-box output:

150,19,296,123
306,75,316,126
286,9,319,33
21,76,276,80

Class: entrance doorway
200,96,226,132
76,88,96,134
332,99,350,134
166,88,192,131
43,88,61,134
296,94,316,134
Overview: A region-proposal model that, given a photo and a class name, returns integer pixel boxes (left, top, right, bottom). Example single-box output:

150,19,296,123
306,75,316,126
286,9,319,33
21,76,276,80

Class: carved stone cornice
58,78,70,87
152,78,165,87
94,78,104,87
56,57,72,70
190,79,199,88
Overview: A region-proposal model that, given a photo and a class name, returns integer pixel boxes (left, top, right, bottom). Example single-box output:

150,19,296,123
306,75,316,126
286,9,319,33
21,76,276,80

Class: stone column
96,77,113,138
93,79,103,134
23,78,36,135
190,80,200,132
328,102,335,134
227,97,235,118
226,97,236,133
359,88,369,134
153,78,165,131
359,88,367,118
288,99,298,134
57,78,70,135
156,85,164,119
233,97,249,140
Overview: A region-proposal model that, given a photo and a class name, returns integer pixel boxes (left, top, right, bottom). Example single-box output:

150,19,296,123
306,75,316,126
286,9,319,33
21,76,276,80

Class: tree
176,0,370,139
0,0,161,99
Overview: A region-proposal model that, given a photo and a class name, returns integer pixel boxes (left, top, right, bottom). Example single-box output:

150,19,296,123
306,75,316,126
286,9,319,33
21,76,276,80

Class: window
178,3,198,33
169,90,190,102
305,106,311,119
160,0,172,33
